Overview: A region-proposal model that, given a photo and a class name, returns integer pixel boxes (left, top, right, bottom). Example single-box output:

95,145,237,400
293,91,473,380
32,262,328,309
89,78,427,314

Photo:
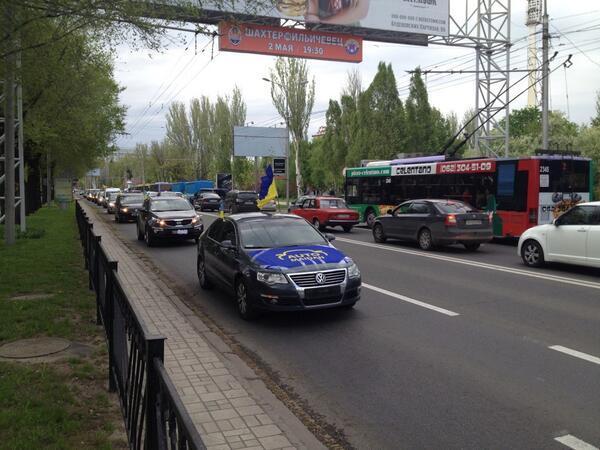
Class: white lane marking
336,237,600,291
555,434,599,450
549,345,600,366
362,283,460,317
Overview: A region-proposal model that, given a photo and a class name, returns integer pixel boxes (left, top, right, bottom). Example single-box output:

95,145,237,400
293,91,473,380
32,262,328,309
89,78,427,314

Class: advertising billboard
219,22,362,62
159,0,448,38
233,126,289,157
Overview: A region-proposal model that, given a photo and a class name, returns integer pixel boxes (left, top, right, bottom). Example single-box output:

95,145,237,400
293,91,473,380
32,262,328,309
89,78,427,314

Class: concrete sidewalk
79,201,325,450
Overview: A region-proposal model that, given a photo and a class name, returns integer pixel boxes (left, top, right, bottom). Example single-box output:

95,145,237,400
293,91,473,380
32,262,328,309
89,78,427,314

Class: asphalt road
92,204,600,450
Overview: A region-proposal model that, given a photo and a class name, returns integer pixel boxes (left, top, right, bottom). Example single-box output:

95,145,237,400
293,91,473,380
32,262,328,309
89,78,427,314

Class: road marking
549,345,600,366
555,434,599,450
335,237,600,291
362,283,460,317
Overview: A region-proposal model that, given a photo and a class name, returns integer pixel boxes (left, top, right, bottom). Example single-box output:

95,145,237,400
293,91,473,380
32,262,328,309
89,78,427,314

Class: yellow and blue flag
258,164,277,209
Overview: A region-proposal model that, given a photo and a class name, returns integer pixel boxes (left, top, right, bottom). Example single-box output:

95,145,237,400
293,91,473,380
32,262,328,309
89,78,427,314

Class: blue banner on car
249,245,347,269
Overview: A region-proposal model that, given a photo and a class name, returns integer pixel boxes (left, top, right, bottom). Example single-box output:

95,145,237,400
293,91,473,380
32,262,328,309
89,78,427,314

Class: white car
518,201,600,268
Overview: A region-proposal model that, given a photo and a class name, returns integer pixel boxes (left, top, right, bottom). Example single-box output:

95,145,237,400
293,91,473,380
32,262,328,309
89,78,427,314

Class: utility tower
0,52,27,237
429,0,511,158
526,0,543,106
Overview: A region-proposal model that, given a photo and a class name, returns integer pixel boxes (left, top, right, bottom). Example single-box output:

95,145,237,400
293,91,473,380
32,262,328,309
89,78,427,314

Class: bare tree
268,57,315,197
342,68,362,106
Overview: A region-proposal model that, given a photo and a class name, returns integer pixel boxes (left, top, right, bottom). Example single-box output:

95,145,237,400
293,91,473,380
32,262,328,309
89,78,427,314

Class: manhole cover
0,337,71,359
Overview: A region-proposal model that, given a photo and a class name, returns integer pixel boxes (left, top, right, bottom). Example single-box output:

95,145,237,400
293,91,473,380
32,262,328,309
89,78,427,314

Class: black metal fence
75,201,205,450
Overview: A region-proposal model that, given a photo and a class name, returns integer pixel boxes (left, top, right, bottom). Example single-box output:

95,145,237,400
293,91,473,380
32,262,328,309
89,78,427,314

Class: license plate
245,201,254,205
175,229,188,235
304,286,341,300
338,214,349,219
466,220,482,225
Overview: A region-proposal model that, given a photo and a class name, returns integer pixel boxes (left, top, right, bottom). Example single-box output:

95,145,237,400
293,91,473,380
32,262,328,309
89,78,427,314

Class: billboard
159,0,448,38
219,22,362,62
233,126,289,157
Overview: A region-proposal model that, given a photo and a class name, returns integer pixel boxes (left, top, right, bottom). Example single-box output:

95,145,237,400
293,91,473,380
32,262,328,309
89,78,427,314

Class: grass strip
0,204,126,449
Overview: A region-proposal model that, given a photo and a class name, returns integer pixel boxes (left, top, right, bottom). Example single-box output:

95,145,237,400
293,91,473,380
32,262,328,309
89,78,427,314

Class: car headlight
109,202,115,207
121,207,128,213
158,219,166,227
257,272,288,285
348,263,360,279
191,215,201,225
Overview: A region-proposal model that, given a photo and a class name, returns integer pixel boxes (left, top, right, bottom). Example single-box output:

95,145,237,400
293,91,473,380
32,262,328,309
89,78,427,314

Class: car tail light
528,208,537,224
445,214,457,226
488,211,493,222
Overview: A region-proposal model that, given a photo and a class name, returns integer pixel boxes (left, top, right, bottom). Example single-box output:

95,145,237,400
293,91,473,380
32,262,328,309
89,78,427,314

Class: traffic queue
83,185,363,320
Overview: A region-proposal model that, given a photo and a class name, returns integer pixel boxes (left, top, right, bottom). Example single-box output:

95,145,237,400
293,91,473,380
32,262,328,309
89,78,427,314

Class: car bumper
151,226,203,239
326,220,360,227
117,211,138,221
246,276,361,311
434,228,493,245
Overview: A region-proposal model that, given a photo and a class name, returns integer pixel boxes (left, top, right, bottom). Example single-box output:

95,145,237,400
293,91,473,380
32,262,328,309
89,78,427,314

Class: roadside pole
541,0,549,150
3,0,16,245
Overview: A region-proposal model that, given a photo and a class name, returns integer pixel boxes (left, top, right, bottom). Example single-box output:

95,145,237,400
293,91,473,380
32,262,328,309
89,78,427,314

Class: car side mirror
325,233,336,242
553,218,560,226
387,209,393,215
221,240,235,249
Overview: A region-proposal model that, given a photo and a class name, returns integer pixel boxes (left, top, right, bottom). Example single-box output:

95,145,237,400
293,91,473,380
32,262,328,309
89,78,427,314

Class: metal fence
75,201,205,450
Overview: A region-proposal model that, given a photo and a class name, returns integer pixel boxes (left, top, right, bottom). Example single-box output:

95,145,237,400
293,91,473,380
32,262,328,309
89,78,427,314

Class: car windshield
122,195,143,205
436,201,477,213
151,199,192,211
320,198,346,208
239,218,328,249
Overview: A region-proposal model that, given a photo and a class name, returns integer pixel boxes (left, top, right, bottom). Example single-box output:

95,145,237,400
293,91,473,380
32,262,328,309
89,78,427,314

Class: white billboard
160,0,449,37
233,126,289,157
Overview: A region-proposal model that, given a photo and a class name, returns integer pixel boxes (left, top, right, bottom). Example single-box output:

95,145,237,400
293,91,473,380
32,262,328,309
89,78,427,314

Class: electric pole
541,0,550,150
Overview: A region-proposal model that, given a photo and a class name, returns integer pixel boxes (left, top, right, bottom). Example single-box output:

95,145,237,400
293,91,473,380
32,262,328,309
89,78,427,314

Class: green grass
0,204,126,449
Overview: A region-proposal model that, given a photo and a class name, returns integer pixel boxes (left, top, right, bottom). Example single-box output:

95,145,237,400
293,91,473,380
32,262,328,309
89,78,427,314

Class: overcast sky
115,0,600,151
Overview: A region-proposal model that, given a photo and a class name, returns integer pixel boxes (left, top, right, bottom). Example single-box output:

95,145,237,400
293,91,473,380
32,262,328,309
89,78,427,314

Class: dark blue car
197,213,361,320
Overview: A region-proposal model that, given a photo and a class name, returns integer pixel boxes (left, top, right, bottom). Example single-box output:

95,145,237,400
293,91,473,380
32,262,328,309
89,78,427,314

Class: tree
342,68,362,106
591,91,600,128
268,57,315,197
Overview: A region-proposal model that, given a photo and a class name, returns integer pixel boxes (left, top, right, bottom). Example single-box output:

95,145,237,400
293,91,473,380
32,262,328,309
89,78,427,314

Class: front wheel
313,218,323,231
144,227,155,247
521,240,545,267
418,228,434,251
373,223,387,243
236,278,257,320
197,254,212,289
342,225,352,233
365,210,376,229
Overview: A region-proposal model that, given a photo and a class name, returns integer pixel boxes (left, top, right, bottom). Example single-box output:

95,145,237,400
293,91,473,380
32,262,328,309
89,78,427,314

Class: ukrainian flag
258,164,278,209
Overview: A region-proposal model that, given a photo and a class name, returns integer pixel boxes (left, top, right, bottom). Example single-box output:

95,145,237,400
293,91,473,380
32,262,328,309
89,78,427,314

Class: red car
291,196,360,232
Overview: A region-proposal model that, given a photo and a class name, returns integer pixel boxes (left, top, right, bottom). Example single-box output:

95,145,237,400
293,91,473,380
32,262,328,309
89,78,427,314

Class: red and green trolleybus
344,154,595,238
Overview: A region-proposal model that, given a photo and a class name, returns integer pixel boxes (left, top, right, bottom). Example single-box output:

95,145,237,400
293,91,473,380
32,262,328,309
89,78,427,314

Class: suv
136,196,203,246
114,193,144,223
224,190,259,214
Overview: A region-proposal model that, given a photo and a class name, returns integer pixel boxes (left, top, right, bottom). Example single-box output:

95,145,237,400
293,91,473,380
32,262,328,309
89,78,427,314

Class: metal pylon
429,0,511,157
0,50,27,231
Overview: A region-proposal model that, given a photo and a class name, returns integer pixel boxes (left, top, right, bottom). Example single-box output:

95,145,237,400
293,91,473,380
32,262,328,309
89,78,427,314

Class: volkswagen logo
315,273,326,284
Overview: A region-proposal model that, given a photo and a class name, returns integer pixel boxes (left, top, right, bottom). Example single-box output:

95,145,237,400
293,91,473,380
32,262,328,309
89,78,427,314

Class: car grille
165,219,192,226
289,269,346,287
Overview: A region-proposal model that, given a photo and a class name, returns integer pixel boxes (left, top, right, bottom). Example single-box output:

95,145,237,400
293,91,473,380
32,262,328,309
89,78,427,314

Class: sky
114,0,600,151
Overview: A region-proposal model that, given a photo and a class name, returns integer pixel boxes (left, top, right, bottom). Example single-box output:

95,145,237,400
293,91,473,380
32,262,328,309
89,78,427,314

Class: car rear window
320,199,347,208
239,218,327,249
435,201,477,213
238,192,258,200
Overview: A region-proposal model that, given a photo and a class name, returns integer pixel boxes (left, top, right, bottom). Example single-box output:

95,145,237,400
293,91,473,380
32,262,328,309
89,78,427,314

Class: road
93,205,600,450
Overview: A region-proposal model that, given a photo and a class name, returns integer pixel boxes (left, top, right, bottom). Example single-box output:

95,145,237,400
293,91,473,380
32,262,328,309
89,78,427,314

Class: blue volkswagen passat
197,213,361,320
